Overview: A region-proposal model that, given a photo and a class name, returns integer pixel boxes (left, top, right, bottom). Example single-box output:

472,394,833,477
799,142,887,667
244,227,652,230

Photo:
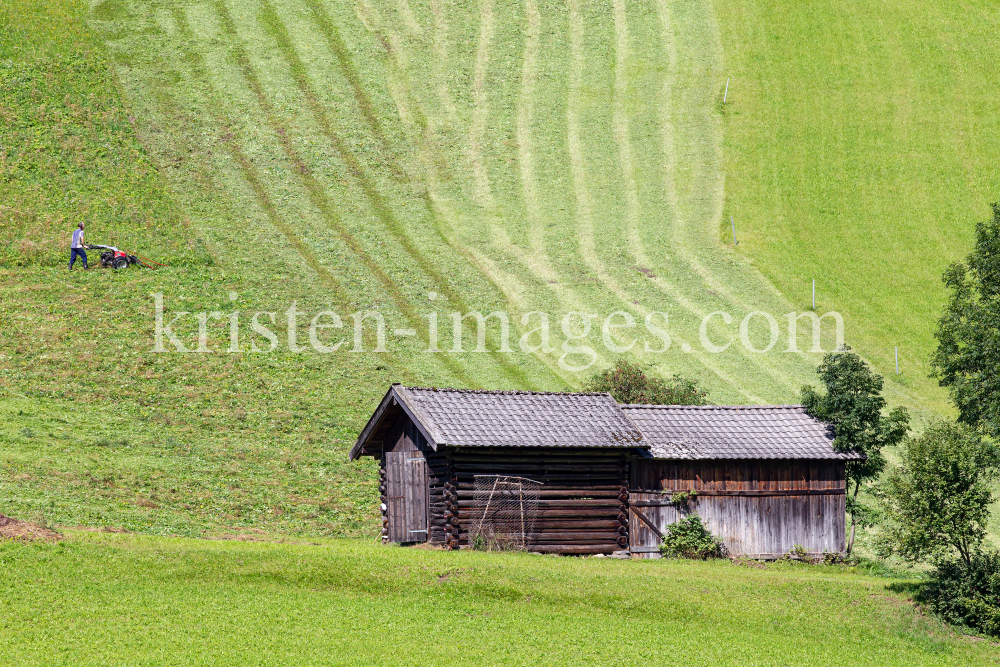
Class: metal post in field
724,78,730,103
731,216,737,246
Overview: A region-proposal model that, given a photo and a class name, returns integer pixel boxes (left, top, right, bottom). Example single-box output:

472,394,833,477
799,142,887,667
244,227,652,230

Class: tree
878,421,998,568
585,359,708,405
801,346,910,555
931,203,1000,439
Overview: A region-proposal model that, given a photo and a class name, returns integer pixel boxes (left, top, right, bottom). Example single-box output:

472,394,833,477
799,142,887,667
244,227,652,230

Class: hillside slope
88,0,841,402
718,0,1000,415
2,0,998,539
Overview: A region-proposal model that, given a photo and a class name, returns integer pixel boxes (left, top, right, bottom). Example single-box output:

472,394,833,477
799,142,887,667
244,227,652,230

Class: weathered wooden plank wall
403,453,429,542
630,459,846,558
380,417,437,544
384,452,406,543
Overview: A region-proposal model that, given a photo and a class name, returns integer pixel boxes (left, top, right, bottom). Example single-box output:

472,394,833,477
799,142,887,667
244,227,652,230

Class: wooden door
385,451,428,543
404,453,429,542
629,493,681,558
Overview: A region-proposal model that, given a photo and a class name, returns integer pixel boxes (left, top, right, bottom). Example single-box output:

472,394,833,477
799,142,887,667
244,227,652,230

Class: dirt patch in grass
0,514,61,541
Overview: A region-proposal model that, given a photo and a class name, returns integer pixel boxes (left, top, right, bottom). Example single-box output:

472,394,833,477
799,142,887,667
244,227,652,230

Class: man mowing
70,221,88,270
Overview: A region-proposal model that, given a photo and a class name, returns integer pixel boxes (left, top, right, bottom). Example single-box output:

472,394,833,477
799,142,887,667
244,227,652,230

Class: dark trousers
69,247,88,269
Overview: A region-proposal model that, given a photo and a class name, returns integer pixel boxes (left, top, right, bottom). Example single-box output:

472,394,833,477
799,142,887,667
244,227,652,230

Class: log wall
446,447,631,554
629,459,847,558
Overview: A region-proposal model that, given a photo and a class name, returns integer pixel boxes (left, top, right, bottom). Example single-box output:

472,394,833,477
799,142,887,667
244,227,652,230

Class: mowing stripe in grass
606,0,803,393
211,0,475,383
428,0,459,124
357,0,583,387
562,0,757,399
362,0,775,397
298,0,402,177
368,0,613,386
223,141,345,303
215,0,547,389
567,0,650,309
159,7,362,299
611,0,642,262
468,0,494,209
170,2,462,384
167,6,357,301
351,0,590,385
652,0,788,318
518,0,543,255
257,0,543,391
393,0,425,40
506,0,625,322
221,139,420,386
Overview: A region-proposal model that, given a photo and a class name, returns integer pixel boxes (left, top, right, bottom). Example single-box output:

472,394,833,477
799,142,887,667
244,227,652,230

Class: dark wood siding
384,416,427,453
630,459,846,558
446,447,631,554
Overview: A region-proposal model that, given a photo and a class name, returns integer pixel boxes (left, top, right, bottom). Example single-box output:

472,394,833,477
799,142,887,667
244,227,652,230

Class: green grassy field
2,0,1000,653
718,0,1000,414
2,533,997,666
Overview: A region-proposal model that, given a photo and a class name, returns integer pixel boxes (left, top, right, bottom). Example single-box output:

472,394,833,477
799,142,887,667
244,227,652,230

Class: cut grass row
1,534,997,666
98,0,851,402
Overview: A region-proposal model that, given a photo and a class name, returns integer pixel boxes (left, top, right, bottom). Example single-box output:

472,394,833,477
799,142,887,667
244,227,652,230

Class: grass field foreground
1,534,998,666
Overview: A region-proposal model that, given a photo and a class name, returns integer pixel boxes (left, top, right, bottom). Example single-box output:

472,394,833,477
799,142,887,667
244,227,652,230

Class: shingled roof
349,385,649,460
621,404,862,460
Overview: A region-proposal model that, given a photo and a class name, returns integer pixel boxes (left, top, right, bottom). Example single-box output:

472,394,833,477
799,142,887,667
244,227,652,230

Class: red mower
88,244,158,270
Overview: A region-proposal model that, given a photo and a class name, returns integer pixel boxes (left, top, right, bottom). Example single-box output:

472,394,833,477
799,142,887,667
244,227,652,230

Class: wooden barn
622,404,860,559
350,385,647,553
350,385,861,558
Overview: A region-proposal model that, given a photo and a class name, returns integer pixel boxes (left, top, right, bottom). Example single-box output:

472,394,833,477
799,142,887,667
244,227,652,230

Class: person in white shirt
70,222,89,270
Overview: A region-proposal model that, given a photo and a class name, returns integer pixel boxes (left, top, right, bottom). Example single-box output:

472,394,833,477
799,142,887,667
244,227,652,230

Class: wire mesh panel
468,476,542,551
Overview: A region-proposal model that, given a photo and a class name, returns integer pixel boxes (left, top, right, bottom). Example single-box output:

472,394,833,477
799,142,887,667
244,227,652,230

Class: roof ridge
620,404,805,410
398,385,615,397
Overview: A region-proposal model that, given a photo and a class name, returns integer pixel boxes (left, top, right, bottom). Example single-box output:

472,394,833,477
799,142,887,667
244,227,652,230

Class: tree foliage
877,421,999,567
922,551,1000,637
585,359,708,405
931,203,1000,439
801,347,910,553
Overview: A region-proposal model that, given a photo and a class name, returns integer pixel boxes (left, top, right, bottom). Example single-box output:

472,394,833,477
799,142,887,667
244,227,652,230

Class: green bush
660,516,725,559
922,551,1000,637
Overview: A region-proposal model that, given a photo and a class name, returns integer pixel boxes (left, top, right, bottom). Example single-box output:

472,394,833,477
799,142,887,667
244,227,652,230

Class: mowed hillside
1,0,999,537
86,0,836,403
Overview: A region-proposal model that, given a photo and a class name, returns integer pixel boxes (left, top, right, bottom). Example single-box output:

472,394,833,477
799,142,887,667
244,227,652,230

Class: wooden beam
631,488,845,504
630,507,663,540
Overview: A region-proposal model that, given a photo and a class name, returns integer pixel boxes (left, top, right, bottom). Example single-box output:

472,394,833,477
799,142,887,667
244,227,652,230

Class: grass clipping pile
0,514,61,542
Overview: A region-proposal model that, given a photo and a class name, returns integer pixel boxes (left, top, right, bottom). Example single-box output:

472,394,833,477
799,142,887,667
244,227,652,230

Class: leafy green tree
931,203,1000,439
585,359,708,405
878,421,998,568
801,347,910,555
